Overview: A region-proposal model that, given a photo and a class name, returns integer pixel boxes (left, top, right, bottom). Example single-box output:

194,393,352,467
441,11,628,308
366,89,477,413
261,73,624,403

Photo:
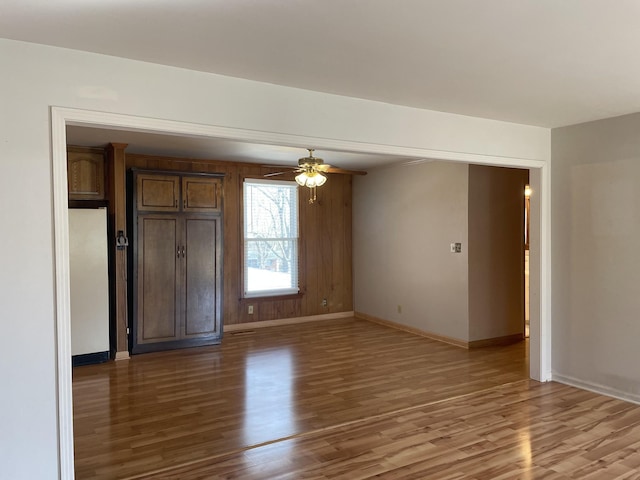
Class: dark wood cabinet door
182,176,222,212
182,217,221,339
135,215,180,346
136,174,180,212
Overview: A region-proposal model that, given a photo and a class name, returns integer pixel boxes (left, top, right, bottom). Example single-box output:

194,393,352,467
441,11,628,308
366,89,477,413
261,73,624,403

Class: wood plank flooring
73,318,640,479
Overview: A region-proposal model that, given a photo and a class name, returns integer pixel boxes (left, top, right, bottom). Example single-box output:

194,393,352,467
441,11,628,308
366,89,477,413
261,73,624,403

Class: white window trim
243,178,300,298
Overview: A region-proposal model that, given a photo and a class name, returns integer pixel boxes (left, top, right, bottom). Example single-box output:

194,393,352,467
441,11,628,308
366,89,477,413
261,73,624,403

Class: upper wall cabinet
182,176,221,212
67,146,106,200
135,172,222,213
136,173,180,212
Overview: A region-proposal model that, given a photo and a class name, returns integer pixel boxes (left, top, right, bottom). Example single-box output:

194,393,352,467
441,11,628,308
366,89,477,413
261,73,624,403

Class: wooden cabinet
67,146,105,200
182,176,222,212
135,172,222,212
136,173,180,211
131,171,223,354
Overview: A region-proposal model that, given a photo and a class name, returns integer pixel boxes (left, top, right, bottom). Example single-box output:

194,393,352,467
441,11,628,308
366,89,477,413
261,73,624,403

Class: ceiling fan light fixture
295,170,327,188
295,172,308,186
299,148,323,167
313,171,327,187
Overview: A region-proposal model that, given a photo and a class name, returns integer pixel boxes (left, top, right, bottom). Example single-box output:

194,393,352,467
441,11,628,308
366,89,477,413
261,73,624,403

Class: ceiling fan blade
325,166,367,175
263,152,367,177
315,163,366,175
263,171,292,178
261,164,297,170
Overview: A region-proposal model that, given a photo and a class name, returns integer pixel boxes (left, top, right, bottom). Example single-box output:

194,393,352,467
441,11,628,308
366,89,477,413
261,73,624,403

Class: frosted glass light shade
295,171,327,188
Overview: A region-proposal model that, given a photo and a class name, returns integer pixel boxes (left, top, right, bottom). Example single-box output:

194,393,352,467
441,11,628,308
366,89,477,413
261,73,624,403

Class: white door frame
51,106,551,479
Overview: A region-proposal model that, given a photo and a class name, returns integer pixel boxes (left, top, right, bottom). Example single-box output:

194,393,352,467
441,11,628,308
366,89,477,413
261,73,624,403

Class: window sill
240,292,304,302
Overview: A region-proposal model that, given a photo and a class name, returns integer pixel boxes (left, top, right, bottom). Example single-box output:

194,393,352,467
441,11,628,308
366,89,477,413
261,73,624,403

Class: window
243,178,299,297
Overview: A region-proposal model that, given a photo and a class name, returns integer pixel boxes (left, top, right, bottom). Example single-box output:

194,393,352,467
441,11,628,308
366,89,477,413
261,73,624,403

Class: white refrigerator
68,208,110,357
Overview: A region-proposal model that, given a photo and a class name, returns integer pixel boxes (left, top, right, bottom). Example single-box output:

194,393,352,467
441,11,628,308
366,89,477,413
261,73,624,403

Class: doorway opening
51,107,550,479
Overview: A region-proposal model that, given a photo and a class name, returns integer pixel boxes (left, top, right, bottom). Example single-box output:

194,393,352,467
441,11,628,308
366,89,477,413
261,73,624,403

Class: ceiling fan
264,148,366,203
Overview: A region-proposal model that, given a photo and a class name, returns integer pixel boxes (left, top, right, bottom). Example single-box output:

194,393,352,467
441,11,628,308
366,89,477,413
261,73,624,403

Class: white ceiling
4,0,640,165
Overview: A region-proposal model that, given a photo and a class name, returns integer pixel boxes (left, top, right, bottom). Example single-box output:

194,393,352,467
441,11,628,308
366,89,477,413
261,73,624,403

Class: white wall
353,161,470,341
551,113,640,401
0,37,549,479
354,163,528,344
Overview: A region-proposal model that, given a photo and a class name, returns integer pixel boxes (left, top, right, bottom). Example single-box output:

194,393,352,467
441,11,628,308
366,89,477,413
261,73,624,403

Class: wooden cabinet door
135,215,180,348
182,176,222,212
182,217,222,339
136,174,180,212
67,147,105,200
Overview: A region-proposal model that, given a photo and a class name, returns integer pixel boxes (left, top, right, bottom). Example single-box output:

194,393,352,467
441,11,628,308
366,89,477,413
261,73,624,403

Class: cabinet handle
183,200,186,209
176,246,180,258
174,199,178,208
181,246,185,258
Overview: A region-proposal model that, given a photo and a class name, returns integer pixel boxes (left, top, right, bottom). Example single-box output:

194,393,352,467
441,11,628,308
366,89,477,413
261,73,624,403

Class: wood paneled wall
125,153,353,327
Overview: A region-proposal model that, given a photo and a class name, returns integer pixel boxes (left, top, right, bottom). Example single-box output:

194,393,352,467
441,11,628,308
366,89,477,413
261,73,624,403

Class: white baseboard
225,311,354,333
354,311,468,348
552,372,640,406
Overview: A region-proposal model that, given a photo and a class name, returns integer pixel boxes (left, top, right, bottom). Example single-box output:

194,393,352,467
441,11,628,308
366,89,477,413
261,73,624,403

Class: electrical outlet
450,243,456,253
248,305,254,315
322,298,328,307
451,242,462,253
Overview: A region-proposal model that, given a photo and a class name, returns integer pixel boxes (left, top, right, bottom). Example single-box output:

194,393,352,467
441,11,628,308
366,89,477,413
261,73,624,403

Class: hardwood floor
73,318,640,479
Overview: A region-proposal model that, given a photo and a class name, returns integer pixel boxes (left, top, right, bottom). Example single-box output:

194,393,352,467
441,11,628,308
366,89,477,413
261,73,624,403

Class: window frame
241,177,301,299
